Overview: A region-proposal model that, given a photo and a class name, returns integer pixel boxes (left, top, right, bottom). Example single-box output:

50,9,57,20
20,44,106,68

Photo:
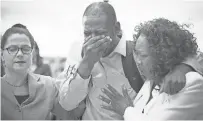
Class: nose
16,49,23,56
135,56,142,65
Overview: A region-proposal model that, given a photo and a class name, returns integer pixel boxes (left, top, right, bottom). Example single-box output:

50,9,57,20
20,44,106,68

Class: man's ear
115,21,122,38
1,51,5,66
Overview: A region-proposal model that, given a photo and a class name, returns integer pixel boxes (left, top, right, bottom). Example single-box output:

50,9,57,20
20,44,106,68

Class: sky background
1,0,203,58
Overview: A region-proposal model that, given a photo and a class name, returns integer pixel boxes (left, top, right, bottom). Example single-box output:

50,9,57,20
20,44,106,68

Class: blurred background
1,0,203,77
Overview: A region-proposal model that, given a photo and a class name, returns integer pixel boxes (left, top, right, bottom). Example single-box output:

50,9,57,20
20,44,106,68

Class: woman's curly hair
133,18,198,78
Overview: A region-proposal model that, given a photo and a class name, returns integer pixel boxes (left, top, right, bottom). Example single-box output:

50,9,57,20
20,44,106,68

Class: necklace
5,80,28,87
5,78,28,87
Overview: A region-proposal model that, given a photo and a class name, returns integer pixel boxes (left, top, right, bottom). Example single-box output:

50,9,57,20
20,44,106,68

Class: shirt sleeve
58,63,91,111
124,107,150,121
50,78,84,120
124,72,203,120
182,53,203,75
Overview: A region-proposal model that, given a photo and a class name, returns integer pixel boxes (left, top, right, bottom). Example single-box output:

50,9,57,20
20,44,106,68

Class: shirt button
15,106,21,112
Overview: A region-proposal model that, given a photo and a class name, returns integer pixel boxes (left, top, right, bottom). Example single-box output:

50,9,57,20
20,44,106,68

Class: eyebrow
5,44,31,48
96,28,107,31
84,28,107,32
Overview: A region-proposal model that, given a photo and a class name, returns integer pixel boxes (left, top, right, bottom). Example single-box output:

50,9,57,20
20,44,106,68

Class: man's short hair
12,23,27,29
83,2,117,24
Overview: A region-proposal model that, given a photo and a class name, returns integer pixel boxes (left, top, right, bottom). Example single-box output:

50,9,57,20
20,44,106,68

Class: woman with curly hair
99,18,203,120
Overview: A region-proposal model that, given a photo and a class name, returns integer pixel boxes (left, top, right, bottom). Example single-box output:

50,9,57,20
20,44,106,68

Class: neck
103,36,120,57
4,68,28,86
149,81,156,92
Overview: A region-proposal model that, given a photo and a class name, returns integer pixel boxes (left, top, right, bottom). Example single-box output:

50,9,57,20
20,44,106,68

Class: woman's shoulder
30,73,55,87
40,63,51,69
184,72,203,89
30,73,58,98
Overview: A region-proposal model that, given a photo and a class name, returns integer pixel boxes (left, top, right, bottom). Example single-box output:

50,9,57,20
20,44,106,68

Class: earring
1,58,6,68
4,61,6,67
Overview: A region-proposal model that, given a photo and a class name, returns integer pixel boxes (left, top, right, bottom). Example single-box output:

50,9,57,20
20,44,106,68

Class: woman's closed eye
7,46,18,52
134,49,148,58
140,53,149,58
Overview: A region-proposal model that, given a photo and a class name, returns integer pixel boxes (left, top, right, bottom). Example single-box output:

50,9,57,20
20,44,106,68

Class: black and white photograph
1,0,203,120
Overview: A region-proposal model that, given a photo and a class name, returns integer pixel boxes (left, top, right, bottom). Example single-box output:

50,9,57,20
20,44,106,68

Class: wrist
179,63,194,74
78,57,94,79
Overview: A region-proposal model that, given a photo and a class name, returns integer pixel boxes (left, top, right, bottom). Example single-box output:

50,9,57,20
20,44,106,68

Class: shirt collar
108,35,127,57
26,72,40,102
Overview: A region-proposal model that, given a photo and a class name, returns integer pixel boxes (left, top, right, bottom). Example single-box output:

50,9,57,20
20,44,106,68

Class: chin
13,66,29,72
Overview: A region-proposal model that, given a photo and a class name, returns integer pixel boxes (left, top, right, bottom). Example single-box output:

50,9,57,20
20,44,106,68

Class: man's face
82,15,116,56
83,15,115,40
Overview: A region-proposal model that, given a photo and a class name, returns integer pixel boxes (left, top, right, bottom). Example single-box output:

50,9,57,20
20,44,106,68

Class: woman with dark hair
99,18,203,120
1,24,82,120
31,41,52,76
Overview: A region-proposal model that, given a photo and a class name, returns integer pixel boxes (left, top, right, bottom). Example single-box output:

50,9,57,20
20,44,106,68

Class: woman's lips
15,61,26,63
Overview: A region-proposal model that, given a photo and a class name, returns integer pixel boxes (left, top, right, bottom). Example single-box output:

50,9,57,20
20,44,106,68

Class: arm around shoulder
183,54,203,75
158,72,203,120
58,62,92,111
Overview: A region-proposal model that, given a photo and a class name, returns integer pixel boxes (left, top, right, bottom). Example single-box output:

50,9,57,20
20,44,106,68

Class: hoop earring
2,60,6,68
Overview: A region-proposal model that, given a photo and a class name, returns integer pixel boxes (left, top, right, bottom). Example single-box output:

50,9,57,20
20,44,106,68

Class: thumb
122,85,133,106
122,85,128,98
160,80,165,93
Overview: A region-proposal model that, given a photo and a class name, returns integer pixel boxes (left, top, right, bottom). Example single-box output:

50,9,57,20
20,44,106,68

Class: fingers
169,81,176,95
96,39,110,53
84,35,105,46
101,105,114,112
83,35,105,52
170,76,185,94
173,82,182,94
161,71,174,94
83,35,111,56
122,85,134,106
160,79,171,94
122,85,129,99
91,36,111,49
177,75,186,91
98,95,111,104
96,40,110,57
84,35,111,48
84,35,92,44
161,80,180,95
161,74,186,95
179,79,185,90
107,84,121,96
101,88,115,100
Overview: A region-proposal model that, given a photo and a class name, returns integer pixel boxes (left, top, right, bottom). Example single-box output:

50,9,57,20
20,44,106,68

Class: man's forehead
83,15,107,22
83,15,109,28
